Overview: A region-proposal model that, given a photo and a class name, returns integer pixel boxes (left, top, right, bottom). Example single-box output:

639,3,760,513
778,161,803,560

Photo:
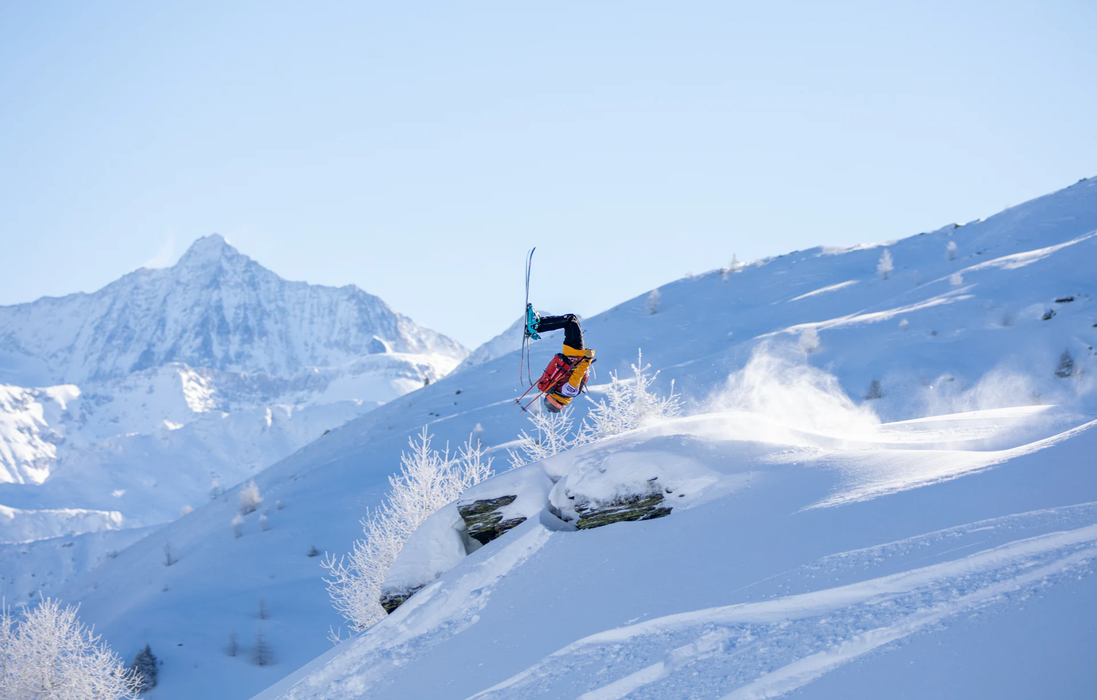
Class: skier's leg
534,314,584,350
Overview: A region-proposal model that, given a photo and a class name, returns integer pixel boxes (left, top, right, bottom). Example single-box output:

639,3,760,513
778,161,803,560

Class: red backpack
537,353,574,393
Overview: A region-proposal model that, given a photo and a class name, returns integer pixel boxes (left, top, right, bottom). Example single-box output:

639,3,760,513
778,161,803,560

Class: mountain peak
175,233,240,269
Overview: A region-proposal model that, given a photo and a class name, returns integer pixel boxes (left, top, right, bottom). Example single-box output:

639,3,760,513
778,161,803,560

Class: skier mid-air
524,306,595,413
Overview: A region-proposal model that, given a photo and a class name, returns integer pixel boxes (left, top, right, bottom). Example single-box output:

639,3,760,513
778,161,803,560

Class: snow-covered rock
380,503,470,612
457,467,555,544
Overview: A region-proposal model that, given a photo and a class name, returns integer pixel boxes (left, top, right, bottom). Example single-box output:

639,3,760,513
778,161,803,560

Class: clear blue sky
2,1,1094,348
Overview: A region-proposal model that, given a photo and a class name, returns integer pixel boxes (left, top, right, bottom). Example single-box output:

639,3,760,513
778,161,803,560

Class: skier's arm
559,347,594,397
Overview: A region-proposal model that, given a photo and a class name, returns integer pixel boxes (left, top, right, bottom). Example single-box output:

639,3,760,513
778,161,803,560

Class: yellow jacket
547,345,594,407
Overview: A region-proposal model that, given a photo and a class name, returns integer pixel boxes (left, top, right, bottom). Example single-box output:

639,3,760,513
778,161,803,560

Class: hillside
39,177,1097,699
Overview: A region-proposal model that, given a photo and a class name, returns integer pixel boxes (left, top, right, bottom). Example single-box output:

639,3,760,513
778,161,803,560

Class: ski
520,247,536,386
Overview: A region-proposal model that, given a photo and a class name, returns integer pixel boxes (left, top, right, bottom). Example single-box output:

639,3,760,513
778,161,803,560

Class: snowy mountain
0,234,464,387
17,177,1097,699
0,236,467,607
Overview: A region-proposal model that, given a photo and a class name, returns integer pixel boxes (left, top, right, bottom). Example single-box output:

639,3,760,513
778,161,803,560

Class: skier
525,305,595,413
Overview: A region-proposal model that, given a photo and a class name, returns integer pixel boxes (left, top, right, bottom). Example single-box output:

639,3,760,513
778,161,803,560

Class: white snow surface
9,177,1097,700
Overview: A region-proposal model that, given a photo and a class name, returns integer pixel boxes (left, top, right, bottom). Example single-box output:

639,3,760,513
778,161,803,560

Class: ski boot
525,303,541,340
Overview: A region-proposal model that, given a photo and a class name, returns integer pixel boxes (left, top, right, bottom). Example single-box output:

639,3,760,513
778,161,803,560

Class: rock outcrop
457,496,527,545
573,489,672,530
379,585,423,614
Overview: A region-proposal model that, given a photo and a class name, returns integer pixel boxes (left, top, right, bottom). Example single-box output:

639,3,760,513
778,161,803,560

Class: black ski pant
535,314,584,350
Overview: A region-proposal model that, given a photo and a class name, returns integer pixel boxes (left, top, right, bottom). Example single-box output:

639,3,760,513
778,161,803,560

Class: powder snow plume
708,344,881,442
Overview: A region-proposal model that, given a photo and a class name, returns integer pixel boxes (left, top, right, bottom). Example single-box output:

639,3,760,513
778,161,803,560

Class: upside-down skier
524,305,595,413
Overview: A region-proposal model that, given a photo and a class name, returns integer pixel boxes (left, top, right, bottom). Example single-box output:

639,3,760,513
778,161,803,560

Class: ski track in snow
469,506,1097,700
789,280,859,302
809,418,1097,509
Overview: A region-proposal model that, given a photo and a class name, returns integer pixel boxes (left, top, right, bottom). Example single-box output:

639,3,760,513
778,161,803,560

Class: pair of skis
516,247,545,412
520,247,536,388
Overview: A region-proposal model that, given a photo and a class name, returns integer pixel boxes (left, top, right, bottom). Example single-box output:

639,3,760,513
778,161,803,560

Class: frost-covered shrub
507,407,583,469
0,598,140,700
646,289,661,315
1055,349,1075,378
950,272,963,287
721,254,742,281
322,429,493,631
582,350,682,441
877,249,893,280
251,632,272,666
239,480,262,515
946,240,958,261
798,327,820,354
129,644,158,691
865,378,884,400
231,515,244,538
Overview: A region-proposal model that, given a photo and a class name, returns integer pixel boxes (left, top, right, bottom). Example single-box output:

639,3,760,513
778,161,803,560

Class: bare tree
251,632,272,666
225,631,238,657
257,596,270,620
163,542,176,567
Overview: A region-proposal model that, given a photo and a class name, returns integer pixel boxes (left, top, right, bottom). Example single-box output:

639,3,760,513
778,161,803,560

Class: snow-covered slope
33,177,1097,699
258,409,1097,700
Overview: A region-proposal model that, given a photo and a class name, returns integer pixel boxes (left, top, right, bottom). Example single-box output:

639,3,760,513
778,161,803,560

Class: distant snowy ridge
0,235,467,549
0,504,123,544
0,234,467,386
